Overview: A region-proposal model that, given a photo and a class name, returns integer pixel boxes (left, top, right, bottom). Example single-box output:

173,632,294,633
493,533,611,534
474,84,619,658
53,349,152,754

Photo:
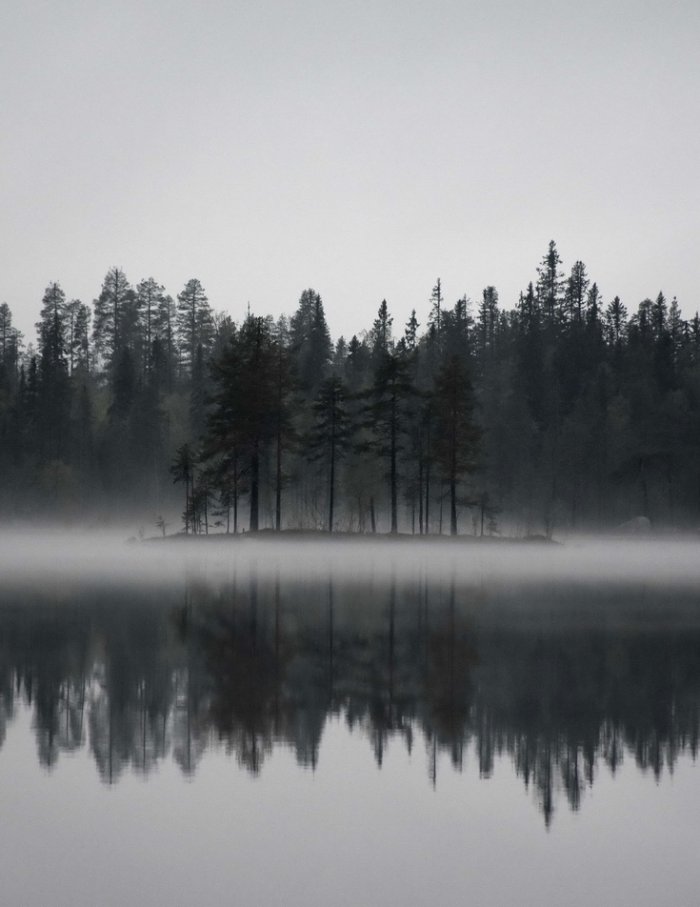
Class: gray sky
2,0,699,343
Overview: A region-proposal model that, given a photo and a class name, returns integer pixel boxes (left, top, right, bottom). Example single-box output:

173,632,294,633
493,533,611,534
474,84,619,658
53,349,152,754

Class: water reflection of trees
1,578,700,823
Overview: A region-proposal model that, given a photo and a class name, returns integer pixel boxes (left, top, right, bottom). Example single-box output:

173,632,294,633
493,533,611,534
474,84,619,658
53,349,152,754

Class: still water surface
1,546,699,906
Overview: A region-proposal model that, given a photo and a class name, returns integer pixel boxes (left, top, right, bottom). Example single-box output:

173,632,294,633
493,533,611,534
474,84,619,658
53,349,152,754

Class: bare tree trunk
390,434,398,534
328,441,335,532
450,477,457,536
418,458,424,535
275,428,282,532
250,447,259,531
425,463,430,535
185,474,190,535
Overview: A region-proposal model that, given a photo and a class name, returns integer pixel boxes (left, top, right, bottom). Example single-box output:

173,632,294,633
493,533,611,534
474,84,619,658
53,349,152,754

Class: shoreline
143,529,559,544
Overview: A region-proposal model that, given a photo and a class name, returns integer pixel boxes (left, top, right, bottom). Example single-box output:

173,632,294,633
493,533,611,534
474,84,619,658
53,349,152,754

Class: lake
1,535,699,906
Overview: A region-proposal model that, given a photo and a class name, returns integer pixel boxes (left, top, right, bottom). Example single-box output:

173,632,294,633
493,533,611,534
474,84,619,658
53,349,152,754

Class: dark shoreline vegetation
2,240,699,536
144,529,559,543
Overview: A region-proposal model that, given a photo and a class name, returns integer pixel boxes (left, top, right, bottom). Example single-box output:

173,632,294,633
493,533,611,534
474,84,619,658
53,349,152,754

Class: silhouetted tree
177,278,214,380
432,354,479,534
306,375,352,531
171,443,196,534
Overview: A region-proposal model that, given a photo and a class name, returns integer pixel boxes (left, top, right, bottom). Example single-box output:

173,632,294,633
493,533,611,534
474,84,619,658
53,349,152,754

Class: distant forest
1,240,699,533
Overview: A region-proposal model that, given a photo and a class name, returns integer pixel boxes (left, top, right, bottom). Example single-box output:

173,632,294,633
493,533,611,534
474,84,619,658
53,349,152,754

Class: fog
2,530,699,590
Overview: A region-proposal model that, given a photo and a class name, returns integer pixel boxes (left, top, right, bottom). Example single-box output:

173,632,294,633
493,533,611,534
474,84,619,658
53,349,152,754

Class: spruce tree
204,315,278,531
536,240,564,327
176,278,214,379
92,267,133,373
289,289,332,394
432,354,480,535
306,375,352,531
36,282,71,462
365,349,416,533
137,278,166,376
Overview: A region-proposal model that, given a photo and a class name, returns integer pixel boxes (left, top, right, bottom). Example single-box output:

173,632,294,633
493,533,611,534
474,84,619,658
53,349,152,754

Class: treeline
1,240,699,531
2,576,700,824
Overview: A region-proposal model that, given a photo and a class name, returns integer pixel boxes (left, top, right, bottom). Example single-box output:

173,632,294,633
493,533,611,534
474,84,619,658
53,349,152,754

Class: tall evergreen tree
92,267,134,372
477,287,499,363
565,261,589,323
371,299,394,360
154,293,178,392
404,310,420,352
536,240,564,327
442,296,473,359
36,282,71,462
171,443,196,534
270,327,294,531
289,289,332,394
604,296,628,350
365,350,416,533
204,315,278,531
0,303,21,389
306,375,352,532
176,278,214,379
432,354,480,535
65,299,91,375
428,279,444,340
137,278,166,376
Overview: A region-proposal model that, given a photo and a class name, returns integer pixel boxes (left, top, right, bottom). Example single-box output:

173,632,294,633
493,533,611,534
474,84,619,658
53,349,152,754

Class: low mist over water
2,530,700,588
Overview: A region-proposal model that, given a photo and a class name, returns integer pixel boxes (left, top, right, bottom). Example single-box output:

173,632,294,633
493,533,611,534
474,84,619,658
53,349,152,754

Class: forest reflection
1,574,700,825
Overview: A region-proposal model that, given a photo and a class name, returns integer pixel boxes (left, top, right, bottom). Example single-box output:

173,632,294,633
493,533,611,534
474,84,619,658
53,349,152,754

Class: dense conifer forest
1,240,699,534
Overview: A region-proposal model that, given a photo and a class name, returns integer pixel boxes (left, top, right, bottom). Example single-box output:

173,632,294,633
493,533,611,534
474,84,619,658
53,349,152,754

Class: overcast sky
2,0,699,343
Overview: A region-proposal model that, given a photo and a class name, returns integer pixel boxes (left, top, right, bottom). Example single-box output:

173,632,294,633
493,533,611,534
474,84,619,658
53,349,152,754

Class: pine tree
137,278,166,376
171,443,196,534
371,299,393,360
154,293,178,391
365,350,417,533
536,240,564,327
0,304,15,365
36,283,71,462
204,315,278,531
403,310,419,351
36,282,67,368
565,261,589,323
270,328,294,531
176,278,214,379
0,303,21,389
306,375,352,531
432,354,479,535
428,279,443,340
289,289,332,394
345,335,371,392
586,282,602,326
92,267,133,372
65,300,91,375
604,296,627,349
477,287,499,362
442,296,473,359
515,282,545,423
